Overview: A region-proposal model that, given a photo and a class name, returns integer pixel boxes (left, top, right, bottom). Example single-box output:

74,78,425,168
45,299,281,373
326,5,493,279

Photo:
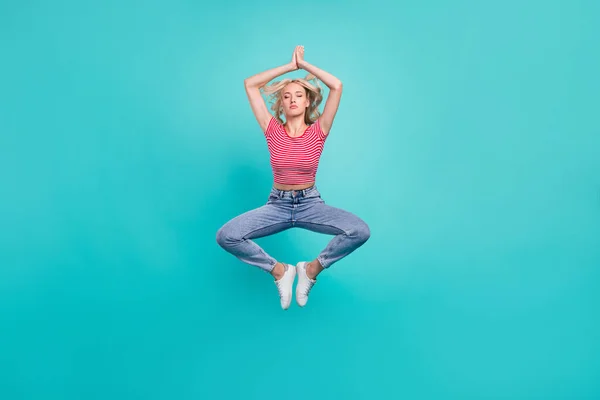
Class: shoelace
300,277,315,296
275,266,290,298
275,280,285,297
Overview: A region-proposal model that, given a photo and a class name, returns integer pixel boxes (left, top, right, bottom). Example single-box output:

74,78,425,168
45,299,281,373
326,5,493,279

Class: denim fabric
216,185,370,272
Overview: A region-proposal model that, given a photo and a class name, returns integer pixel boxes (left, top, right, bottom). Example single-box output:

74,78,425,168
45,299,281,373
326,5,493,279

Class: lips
290,105,298,109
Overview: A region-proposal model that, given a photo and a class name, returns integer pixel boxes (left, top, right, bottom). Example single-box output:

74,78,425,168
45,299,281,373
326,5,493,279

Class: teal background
1,0,599,398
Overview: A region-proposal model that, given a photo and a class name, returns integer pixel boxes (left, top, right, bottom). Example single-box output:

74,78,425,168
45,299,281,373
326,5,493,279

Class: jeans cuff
317,255,329,269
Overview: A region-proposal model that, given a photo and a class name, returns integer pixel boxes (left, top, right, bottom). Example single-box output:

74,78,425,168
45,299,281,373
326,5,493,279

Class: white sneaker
296,261,316,307
274,264,296,310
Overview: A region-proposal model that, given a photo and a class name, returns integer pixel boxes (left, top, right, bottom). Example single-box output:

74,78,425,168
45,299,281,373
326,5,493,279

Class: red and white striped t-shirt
264,116,329,185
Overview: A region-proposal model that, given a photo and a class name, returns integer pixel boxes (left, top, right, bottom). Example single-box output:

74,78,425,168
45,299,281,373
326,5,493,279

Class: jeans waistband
271,185,317,198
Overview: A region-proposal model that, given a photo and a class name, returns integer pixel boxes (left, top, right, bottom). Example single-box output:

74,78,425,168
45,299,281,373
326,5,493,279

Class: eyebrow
283,91,304,95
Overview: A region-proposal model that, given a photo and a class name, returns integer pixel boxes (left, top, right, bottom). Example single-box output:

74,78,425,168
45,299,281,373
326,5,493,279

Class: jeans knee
355,221,371,244
216,226,229,248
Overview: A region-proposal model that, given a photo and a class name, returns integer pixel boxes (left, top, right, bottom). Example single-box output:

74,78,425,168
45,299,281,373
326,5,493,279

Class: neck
285,114,307,134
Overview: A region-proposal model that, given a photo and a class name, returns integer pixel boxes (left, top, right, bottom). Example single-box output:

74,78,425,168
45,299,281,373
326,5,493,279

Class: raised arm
296,47,342,136
244,48,300,132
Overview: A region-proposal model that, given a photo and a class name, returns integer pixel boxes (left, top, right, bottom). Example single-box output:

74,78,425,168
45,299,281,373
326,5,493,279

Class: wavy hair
260,74,323,125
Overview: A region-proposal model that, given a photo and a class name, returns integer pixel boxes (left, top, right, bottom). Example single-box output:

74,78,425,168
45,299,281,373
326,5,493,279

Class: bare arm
297,47,342,136
244,55,298,132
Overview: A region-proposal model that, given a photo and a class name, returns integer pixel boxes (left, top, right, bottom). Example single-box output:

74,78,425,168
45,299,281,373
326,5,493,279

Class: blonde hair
260,74,323,125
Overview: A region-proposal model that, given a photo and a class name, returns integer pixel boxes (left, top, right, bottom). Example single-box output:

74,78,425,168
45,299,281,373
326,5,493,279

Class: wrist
287,62,298,71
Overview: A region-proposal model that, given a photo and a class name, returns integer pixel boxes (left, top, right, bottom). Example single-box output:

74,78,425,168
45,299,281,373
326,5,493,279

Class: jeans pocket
304,193,324,204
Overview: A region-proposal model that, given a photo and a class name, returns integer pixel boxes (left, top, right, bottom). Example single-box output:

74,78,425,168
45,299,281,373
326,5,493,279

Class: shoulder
264,115,283,137
312,117,329,140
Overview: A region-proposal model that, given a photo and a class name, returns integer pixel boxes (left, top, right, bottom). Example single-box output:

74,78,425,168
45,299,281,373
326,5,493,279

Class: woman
216,45,370,310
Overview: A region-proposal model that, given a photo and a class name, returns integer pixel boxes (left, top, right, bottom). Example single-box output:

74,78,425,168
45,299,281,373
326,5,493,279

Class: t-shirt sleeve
264,116,278,138
315,118,329,142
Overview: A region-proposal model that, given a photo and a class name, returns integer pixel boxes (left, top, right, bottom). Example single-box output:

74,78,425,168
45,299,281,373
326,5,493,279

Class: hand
295,45,306,68
290,46,299,70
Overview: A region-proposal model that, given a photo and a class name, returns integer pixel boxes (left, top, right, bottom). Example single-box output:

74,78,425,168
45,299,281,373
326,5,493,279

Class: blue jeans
216,185,370,272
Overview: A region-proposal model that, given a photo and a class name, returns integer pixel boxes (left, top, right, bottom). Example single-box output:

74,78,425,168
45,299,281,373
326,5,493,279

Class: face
281,82,309,118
